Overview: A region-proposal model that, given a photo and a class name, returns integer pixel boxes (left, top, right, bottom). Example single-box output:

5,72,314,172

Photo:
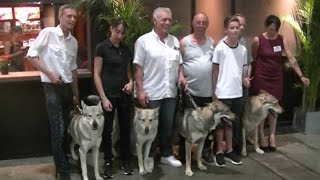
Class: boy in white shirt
212,16,250,167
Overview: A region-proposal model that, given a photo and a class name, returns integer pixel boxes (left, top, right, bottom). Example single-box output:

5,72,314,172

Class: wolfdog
241,90,283,157
134,107,159,175
176,100,235,176
69,95,104,180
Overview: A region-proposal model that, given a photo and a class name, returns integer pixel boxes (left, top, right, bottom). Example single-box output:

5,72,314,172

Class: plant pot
1,65,9,75
293,107,320,134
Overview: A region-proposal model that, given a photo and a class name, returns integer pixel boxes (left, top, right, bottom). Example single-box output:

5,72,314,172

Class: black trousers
102,93,133,163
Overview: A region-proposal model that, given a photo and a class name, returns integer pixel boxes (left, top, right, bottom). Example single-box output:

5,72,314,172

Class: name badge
273,45,282,52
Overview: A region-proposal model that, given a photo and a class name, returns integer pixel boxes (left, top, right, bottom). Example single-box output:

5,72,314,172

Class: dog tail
87,95,101,105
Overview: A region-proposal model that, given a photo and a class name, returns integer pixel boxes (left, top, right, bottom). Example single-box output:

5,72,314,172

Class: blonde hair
59,4,77,17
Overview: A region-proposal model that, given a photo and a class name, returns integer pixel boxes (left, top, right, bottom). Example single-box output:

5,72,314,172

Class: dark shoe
259,146,269,152
268,145,276,152
268,137,276,152
232,145,242,155
225,151,242,165
214,153,225,167
202,149,214,164
122,161,134,175
57,173,71,180
179,146,186,163
68,161,82,173
103,162,113,178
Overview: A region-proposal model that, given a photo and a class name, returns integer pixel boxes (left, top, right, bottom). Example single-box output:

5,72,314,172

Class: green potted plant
0,55,11,75
72,0,184,47
282,0,320,133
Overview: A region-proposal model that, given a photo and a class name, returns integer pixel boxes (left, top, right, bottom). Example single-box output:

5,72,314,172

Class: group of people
26,4,310,180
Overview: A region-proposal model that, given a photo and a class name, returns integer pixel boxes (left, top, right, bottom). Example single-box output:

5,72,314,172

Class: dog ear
258,94,267,103
81,100,87,110
154,107,160,115
135,107,141,114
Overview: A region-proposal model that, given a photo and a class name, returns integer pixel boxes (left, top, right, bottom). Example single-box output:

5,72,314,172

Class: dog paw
256,148,264,154
139,169,147,175
185,170,193,176
198,164,207,171
145,165,153,173
95,175,103,180
82,176,89,180
71,154,79,161
145,157,154,172
241,150,247,157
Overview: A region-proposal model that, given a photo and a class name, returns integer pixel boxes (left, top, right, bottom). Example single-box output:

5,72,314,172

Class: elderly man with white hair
134,7,187,168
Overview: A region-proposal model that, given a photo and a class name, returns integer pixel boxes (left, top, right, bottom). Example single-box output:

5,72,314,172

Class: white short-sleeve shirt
133,30,182,100
27,25,78,83
212,41,247,99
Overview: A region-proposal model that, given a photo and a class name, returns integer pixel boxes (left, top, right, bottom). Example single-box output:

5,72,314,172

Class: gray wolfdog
69,95,104,180
176,100,235,176
134,107,159,175
241,90,283,157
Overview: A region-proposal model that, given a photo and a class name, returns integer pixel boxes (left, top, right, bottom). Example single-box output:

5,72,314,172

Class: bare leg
258,119,267,147
225,126,233,152
268,113,277,147
215,128,224,154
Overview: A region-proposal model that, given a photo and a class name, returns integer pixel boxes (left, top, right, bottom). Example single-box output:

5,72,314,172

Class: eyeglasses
195,21,208,25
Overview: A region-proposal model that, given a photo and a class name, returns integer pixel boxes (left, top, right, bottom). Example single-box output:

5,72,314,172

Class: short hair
233,13,246,19
153,7,172,20
264,15,281,31
10,26,22,35
107,18,128,37
59,4,77,17
224,16,240,28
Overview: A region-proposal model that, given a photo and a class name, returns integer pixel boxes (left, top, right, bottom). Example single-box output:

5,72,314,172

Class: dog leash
179,85,198,109
185,89,198,109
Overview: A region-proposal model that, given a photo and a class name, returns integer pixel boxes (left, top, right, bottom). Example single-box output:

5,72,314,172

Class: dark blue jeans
102,93,133,163
43,82,73,176
147,98,177,157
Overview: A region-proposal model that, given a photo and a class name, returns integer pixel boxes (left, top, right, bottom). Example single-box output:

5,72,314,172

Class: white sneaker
160,156,182,167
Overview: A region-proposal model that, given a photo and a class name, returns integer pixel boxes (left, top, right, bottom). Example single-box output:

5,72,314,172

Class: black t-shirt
95,39,131,98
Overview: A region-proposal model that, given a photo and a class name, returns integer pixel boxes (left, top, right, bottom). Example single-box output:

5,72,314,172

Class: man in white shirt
27,4,79,180
134,7,187,168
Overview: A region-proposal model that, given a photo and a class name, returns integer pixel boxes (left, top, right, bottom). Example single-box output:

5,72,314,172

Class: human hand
212,94,218,101
300,76,310,86
102,99,113,111
20,47,27,52
137,91,148,108
48,72,62,85
73,95,80,108
122,81,133,94
178,77,188,91
243,77,251,89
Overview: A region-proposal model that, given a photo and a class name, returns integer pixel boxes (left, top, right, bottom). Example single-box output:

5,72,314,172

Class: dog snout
145,127,149,134
92,120,98,130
